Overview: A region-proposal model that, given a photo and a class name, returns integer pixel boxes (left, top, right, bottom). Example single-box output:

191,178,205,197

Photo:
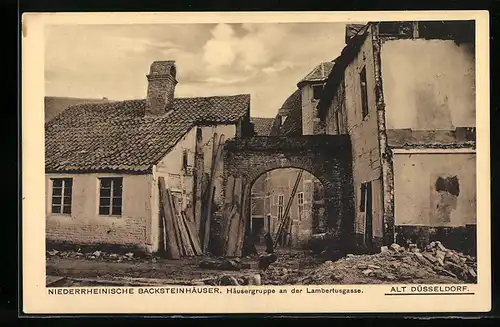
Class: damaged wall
380,39,476,130
326,25,384,249
301,85,316,135
393,151,476,227
45,173,152,251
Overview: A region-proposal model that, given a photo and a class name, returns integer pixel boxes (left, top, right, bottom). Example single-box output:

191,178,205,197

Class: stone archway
218,135,355,256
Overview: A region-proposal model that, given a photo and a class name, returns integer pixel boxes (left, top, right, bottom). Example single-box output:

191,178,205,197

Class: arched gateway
217,134,355,257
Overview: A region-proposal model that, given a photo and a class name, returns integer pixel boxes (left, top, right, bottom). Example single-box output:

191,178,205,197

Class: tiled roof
270,90,302,137
297,62,335,88
45,94,250,173
251,117,274,136
278,89,301,116
44,96,113,123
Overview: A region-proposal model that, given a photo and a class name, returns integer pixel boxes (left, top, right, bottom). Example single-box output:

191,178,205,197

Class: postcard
21,10,490,314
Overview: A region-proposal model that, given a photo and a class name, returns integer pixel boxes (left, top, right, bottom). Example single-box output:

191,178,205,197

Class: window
182,150,188,171
359,182,373,214
359,183,366,213
335,110,341,134
51,178,73,215
99,178,123,216
297,192,304,220
277,195,284,219
360,66,369,120
312,84,324,100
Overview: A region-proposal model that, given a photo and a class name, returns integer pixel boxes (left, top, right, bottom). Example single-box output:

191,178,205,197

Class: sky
45,23,347,118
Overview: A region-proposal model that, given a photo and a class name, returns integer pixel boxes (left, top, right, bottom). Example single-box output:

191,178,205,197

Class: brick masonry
219,135,355,253
45,173,151,251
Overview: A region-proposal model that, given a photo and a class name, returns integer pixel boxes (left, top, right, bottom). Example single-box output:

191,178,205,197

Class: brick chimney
145,61,177,115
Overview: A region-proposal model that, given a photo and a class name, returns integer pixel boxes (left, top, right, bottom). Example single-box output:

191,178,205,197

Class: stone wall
220,135,355,254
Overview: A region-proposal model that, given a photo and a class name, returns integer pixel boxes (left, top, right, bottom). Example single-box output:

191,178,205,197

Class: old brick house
316,21,476,254
45,60,251,253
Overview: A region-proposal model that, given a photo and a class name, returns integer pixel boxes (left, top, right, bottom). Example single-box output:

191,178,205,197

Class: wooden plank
170,192,195,256
220,176,236,253
158,177,180,259
274,170,303,248
182,212,203,255
234,185,249,257
193,127,204,232
157,180,168,253
165,189,185,256
223,205,239,256
202,134,225,252
224,177,242,256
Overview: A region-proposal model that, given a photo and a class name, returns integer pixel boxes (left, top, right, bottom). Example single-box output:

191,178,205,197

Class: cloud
45,22,347,117
202,23,290,73
262,61,296,74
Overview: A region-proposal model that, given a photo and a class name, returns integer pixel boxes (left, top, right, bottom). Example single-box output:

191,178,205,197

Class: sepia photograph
22,11,490,314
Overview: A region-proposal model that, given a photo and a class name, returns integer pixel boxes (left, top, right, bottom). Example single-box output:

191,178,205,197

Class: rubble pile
292,241,477,285
46,249,156,263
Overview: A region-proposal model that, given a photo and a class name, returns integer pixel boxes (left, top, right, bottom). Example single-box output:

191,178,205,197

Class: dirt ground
46,241,476,287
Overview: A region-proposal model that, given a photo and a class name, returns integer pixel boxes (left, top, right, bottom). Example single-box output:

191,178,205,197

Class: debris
435,250,446,266
258,253,278,270
248,274,261,286
423,252,438,264
218,275,239,286
367,264,380,269
390,243,402,252
93,251,101,257
362,269,373,276
48,250,59,256
125,252,134,258
380,246,389,253
199,258,241,271
409,244,420,253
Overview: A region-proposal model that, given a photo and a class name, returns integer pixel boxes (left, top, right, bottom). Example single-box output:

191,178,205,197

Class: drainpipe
371,24,396,246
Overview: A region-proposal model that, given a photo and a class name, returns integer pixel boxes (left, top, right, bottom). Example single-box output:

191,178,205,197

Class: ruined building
316,21,476,254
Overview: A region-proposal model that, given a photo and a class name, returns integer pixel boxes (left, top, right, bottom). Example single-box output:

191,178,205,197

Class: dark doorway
251,218,265,245
362,181,373,249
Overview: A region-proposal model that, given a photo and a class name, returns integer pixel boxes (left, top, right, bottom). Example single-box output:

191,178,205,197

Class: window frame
297,192,304,220
182,149,189,171
359,183,366,213
334,110,341,134
359,66,369,120
98,177,123,217
51,178,73,215
277,194,284,219
312,84,324,100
